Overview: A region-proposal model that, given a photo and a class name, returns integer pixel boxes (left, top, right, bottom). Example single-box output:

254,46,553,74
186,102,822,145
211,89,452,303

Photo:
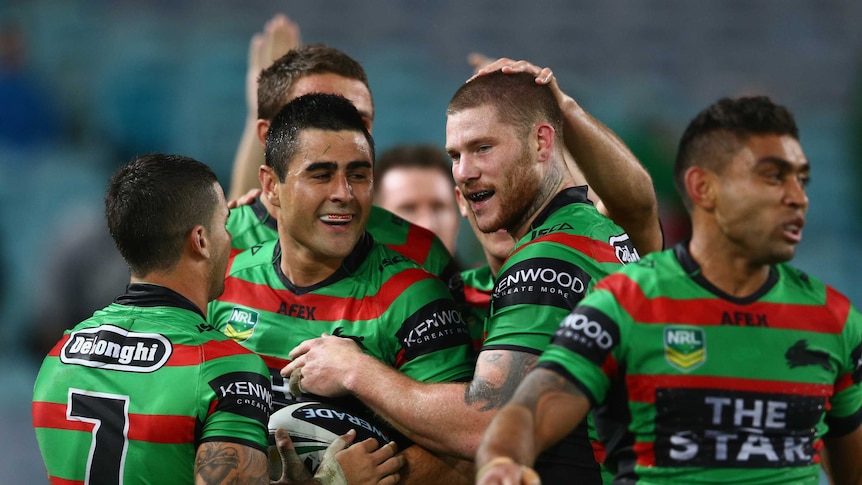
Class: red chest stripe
598,274,848,334
509,233,620,264
220,268,430,321
626,374,833,404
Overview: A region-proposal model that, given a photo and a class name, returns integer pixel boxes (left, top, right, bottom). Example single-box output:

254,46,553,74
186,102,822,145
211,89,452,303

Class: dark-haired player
32,154,272,484
476,96,862,484
227,43,457,281
208,93,475,483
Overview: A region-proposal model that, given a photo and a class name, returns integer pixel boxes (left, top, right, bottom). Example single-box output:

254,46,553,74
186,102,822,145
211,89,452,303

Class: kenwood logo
496,266,586,295
558,313,614,350
61,324,172,373
405,309,467,347
492,257,592,311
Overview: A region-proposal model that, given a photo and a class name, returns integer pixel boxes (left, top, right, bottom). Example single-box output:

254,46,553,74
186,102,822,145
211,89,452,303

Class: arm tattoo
464,351,538,411
195,442,270,485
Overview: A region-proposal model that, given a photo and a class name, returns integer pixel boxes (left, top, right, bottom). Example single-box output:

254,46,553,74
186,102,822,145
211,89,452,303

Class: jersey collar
529,185,592,231
115,283,205,318
272,231,374,295
251,195,278,232
673,240,779,305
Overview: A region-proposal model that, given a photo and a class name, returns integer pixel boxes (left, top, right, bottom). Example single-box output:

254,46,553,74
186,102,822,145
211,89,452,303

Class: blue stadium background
2,1,861,481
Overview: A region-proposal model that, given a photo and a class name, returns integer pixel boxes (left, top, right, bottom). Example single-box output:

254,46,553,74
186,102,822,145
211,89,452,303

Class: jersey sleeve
824,299,862,437
367,206,455,279
198,340,272,452
422,233,457,280
537,287,628,407
483,244,598,354
206,299,229,331
386,273,474,383
227,200,278,251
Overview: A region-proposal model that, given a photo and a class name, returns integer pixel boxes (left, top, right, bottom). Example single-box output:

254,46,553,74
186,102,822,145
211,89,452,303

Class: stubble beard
491,172,542,237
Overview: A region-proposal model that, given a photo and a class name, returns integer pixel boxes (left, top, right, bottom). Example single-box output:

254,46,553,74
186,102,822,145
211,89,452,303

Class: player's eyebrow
304,161,338,172
304,160,371,172
346,160,372,170
755,156,809,173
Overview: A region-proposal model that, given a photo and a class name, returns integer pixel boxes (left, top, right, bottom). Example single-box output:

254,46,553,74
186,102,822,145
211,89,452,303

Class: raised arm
472,58,664,255
228,14,300,201
474,368,591,485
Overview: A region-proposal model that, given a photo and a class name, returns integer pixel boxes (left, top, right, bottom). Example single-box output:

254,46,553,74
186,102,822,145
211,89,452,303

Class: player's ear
190,225,210,259
260,165,281,207
256,119,271,147
685,166,716,210
535,123,555,163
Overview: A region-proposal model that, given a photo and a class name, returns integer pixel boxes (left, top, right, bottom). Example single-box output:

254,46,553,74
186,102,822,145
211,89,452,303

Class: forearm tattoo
464,351,538,411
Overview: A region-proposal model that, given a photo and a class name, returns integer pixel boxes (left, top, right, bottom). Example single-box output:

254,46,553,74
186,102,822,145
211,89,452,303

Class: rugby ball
267,400,394,479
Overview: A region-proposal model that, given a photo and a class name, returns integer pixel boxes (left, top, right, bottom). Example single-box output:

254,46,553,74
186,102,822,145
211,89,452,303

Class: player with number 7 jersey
32,285,272,484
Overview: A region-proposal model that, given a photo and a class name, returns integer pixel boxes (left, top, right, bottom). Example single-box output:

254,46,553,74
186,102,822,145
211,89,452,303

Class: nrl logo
224,307,260,342
664,326,706,372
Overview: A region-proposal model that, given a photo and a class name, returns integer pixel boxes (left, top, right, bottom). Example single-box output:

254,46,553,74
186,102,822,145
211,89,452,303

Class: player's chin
319,239,359,260
475,213,504,234
209,281,227,301
762,244,797,265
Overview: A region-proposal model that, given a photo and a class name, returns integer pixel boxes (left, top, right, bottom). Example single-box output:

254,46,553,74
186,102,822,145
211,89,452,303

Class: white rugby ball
267,400,393,479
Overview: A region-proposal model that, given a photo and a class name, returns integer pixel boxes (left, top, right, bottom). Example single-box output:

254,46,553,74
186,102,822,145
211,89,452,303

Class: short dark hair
376,144,453,190
258,44,370,121
265,93,375,181
105,154,219,277
673,96,799,210
447,71,563,139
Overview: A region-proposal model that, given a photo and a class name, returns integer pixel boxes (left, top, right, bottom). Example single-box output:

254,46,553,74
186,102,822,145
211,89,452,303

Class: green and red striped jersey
486,187,638,484
32,284,271,485
539,243,862,484
459,263,494,352
227,197,456,281
485,187,638,354
207,233,474,408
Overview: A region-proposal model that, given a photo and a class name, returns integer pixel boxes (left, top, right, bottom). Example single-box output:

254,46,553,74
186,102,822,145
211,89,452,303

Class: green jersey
208,233,474,409
539,243,862,484
486,187,638,484
459,263,495,352
32,284,271,485
227,197,456,280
